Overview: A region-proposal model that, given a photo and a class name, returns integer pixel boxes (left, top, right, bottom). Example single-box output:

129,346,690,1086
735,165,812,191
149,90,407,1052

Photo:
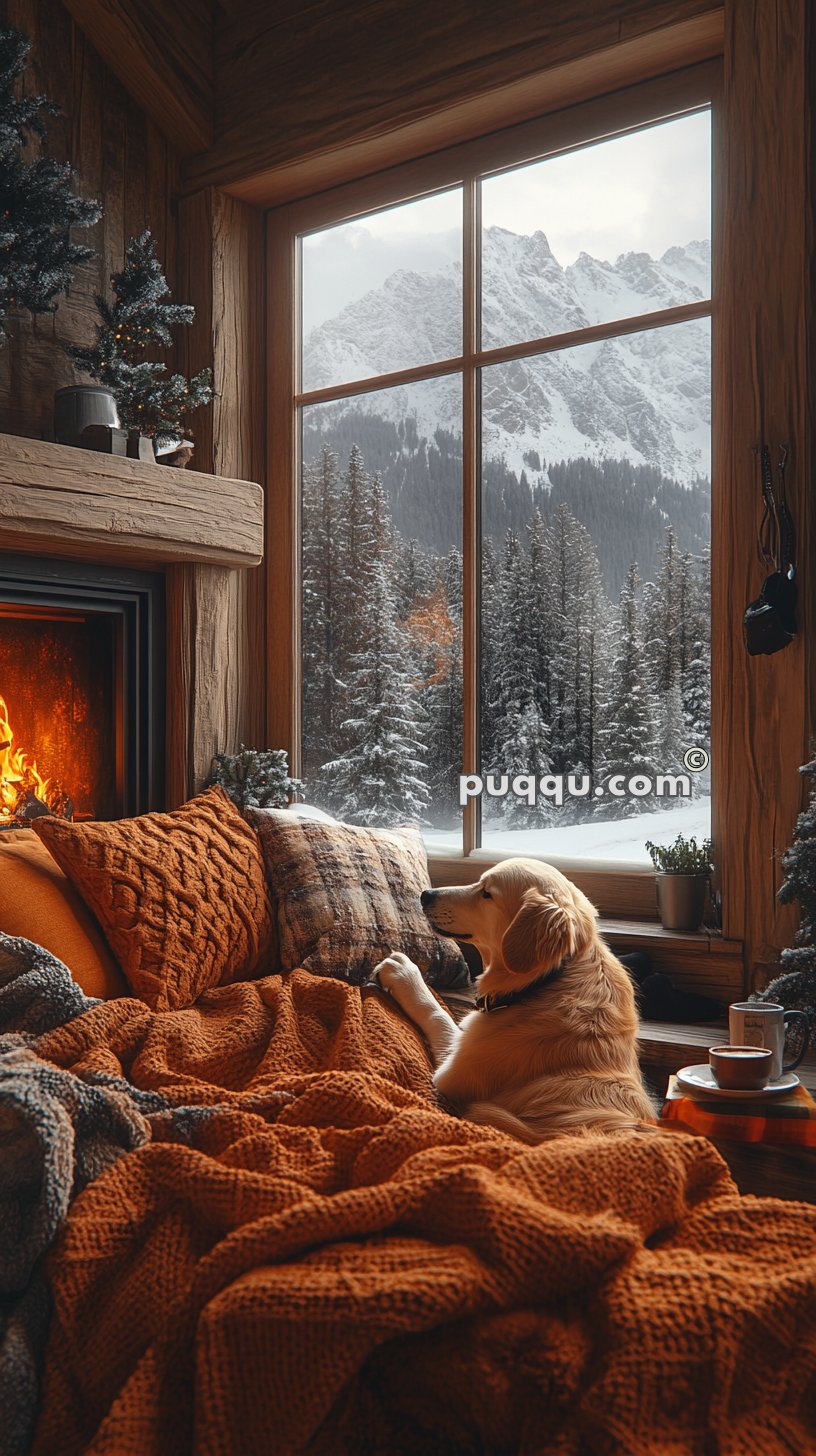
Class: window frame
267,59,721,921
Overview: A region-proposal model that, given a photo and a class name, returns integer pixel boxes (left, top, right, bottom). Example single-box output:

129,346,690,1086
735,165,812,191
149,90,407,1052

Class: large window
292,81,712,868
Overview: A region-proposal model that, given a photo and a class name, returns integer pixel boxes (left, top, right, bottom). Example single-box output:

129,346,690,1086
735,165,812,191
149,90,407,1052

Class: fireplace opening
0,556,164,826
0,604,121,823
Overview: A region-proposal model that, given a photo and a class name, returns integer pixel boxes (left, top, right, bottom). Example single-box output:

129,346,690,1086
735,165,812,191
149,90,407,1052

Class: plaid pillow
246,810,468,990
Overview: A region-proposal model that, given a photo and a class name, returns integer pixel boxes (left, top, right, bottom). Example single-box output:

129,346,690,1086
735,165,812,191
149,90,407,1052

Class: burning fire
0,693,53,824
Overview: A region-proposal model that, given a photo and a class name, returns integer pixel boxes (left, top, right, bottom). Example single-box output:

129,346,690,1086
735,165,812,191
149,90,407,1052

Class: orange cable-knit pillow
33,786,274,1010
0,829,127,999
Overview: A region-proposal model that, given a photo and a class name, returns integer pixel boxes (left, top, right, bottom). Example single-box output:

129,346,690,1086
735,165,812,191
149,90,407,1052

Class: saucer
675,1064,800,1099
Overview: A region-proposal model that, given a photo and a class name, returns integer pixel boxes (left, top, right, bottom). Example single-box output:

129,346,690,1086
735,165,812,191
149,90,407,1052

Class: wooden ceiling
63,0,723,198
61,0,215,153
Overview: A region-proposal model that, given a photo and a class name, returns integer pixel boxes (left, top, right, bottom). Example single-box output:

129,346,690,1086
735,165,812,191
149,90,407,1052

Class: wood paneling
170,188,268,800
0,434,263,567
712,0,815,988
187,0,722,200
165,562,242,805
0,0,180,441
265,211,298,767
60,0,214,154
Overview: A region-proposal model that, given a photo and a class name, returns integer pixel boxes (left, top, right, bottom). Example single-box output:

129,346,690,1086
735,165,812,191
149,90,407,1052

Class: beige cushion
246,810,467,989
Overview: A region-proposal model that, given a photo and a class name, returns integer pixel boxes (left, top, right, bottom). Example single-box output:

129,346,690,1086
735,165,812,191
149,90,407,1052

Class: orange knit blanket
30,971,816,1455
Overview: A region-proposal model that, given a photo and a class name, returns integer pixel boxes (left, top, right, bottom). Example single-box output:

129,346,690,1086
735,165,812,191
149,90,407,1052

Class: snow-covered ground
424,796,711,867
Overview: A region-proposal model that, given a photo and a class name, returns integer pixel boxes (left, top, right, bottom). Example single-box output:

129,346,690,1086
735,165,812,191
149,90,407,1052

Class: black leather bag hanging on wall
743,444,797,656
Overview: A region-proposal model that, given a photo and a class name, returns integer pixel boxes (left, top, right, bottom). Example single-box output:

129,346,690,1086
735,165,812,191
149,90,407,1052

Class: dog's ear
501,889,581,976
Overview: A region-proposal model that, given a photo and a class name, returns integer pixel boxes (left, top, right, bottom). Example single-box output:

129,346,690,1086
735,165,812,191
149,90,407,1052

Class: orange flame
0,693,52,824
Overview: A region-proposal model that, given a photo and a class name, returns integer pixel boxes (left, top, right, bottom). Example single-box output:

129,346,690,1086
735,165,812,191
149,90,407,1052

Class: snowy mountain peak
303,229,711,485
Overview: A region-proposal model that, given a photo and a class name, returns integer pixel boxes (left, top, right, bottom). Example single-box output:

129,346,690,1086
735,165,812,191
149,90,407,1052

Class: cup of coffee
728,1002,809,1080
709,1044,773,1091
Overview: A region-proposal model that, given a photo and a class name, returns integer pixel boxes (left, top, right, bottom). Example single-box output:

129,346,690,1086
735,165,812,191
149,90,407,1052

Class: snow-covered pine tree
486,530,541,804
543,505,607,796
596,563,658,817
527,509,552,728
404,571,462,826
681,545,711,772
642,525,687,784
545,506,573,774
319,451,430,825
333,443,377,697
393,536,436,617
321,551,431,826
759,755,816,1017
480,535,501,769
301,445,344,777
499,701,553,827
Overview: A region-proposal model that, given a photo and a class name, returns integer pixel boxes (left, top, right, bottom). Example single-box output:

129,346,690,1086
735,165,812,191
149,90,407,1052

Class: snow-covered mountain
303,230,711,485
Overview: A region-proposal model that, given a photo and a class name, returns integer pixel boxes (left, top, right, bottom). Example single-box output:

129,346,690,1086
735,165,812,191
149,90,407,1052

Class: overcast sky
302,110,711,335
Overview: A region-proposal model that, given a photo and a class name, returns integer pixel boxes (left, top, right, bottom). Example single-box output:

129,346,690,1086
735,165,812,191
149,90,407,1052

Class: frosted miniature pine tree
68,229,213,445
208,747,300,810
0,26,100,341
760,755,816,1017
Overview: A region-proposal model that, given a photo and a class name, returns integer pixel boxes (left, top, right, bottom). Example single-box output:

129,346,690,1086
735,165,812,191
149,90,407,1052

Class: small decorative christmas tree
760,753,816,1017
0,26,100,341
208,747,302,811
68,229,213,447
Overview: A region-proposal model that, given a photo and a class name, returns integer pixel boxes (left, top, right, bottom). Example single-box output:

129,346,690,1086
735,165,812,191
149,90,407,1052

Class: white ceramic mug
728,1002,809,1080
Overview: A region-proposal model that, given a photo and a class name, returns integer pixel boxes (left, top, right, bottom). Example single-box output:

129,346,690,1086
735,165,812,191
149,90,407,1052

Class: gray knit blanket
0,935,167,1456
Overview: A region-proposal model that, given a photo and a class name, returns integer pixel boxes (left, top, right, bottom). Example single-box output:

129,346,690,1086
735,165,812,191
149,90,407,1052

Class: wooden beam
186,1,722,200
170,189,268,802
165,562,241,804
0,434,263,568
61,0,214,155
713,0,815,988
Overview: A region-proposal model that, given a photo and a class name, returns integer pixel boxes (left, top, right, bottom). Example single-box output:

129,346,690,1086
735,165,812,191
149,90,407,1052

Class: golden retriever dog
375,858,654,1142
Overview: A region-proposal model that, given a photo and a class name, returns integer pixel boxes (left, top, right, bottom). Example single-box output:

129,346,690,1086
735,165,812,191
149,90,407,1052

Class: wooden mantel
0,434,263,569
0,431,265,808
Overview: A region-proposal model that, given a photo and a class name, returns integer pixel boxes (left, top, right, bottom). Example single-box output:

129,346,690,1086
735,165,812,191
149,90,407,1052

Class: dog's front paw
373,952,427,1010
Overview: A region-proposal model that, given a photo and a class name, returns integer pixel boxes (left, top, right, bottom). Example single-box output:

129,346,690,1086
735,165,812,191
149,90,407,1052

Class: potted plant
645,834,714,932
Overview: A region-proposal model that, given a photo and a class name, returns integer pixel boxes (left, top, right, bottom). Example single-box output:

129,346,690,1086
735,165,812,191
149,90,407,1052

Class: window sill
428,851,744,1000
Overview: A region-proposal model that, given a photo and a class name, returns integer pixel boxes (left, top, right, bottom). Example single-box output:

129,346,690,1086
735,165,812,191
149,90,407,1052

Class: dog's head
422,858,598,980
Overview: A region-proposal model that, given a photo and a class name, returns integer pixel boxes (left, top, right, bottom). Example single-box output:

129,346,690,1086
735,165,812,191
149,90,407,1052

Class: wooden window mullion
462,175,480,855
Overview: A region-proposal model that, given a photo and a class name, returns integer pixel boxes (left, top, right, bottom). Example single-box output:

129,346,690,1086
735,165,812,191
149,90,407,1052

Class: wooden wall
0,0,180,440
0,0,266,797
713,0,815,987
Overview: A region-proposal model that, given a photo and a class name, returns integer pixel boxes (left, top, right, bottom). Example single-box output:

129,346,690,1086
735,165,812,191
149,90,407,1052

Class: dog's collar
475,960,568,1013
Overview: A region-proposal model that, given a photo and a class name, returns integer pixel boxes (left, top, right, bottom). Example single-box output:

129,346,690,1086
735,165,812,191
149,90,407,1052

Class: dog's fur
375,858,654,1142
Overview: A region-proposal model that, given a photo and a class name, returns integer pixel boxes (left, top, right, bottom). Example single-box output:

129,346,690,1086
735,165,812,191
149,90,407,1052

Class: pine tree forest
301,423,711,836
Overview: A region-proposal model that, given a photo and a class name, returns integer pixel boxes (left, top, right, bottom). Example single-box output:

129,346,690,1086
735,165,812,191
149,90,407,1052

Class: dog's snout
420,889,436,908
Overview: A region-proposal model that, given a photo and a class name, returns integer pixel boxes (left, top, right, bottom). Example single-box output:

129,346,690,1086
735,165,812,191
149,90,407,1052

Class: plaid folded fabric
660,1074,816,1146
245,810,469,989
